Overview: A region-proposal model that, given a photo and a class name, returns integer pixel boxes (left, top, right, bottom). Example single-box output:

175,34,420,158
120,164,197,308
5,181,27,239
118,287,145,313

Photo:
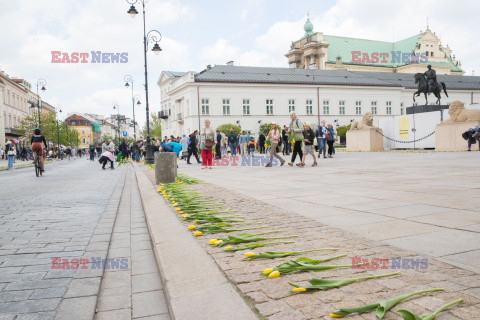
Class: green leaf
397,310,423,320
376,288,444,319
289,272,400,291
331,303,380,316
244,248,338,260
224,241,295,251
264,254,347,276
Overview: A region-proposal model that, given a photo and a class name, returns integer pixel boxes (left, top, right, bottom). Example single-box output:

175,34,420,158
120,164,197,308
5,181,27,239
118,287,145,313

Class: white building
157,65,480,138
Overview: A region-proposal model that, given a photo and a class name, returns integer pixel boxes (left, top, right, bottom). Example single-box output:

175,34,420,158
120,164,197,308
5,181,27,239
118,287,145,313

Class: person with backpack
326,124,336,158
227,129,238,156
247,137,256,156
288,111,304,166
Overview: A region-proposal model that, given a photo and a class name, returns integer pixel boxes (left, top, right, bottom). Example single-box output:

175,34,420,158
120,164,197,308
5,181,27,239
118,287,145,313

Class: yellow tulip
182,214,189,218
244,252,256,257
214,240,223,245
262,268,273,275
178,211,184,214
268,271,280,278
224,246,233,250
175,208,181,211
187,225,195,230
209,239,218,245
329,313,344,318
192,221,197,223
194,231,203,236
292,287,307,292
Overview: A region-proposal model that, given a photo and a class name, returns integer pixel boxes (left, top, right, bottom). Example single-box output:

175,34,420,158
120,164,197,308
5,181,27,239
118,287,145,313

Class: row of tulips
157,176,462,319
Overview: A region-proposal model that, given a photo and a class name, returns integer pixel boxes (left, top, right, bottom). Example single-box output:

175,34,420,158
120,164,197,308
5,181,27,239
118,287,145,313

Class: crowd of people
154,111,339,168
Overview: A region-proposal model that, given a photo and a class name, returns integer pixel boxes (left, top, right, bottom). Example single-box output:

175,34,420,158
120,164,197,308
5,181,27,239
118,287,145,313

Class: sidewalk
135,153,479,320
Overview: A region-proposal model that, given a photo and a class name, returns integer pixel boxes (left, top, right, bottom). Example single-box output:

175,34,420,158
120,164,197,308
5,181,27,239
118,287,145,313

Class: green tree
143,114,162,139
336,124,351,138
216,123,241,136
18,114,79,147
259,123,271,135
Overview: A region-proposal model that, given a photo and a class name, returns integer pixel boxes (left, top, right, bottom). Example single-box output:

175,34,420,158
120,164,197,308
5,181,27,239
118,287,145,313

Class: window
288,99,295,112
431,52,434,57
400,103,404,115
386,101,392,115
222,99,230,115
82,137,86,144
339,101,345,115
242,99,250,115
355,101,362,115
323,100,329,115
82,130,85,134
266,99,273,115
201,98,209,115
426,51,429,57
371,101,377,115
306,99,313,115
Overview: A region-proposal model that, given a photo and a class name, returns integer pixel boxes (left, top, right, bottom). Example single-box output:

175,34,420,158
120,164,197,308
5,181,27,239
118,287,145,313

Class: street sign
122,131,128,137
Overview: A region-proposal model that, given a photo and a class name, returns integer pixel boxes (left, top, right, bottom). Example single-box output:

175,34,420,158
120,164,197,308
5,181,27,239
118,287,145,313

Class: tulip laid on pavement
262,255,349,277
224,241,296,252
243,248,339,260
289,272,400,292
397,298,462,320
329,288,444,318
215,231,297,247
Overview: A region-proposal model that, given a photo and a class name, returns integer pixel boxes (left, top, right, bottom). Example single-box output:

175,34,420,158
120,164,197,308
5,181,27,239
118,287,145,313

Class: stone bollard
155,152,177,185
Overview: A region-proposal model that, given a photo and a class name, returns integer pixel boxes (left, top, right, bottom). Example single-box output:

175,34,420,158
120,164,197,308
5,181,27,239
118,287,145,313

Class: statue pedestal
435,121,480,151
347,128,384,152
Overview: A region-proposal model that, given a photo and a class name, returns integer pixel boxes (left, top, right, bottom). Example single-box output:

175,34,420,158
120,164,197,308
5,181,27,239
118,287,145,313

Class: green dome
304,19,314,36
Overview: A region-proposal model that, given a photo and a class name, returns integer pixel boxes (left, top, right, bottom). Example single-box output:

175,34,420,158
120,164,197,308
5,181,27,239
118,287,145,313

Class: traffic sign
122,131,128,137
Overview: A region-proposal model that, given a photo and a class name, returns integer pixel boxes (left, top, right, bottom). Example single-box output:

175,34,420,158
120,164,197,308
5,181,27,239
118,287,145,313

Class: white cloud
200,39,240,66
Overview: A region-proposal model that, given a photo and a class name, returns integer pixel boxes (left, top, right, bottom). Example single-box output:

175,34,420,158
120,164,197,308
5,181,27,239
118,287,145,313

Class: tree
259,123,271,135
18,114,79,147
336,124,351,138
216,123,241,136
143,114,162,139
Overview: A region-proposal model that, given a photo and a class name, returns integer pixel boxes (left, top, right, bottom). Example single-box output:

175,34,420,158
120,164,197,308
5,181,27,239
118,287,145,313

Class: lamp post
126,0,162,164
124,75,142,141
36,79,47,129
113,101,120,145
56,109,62,159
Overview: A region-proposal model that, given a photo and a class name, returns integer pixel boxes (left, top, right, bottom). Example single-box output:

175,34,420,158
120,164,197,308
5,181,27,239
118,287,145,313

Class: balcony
158,110,168,119
5,127,21,137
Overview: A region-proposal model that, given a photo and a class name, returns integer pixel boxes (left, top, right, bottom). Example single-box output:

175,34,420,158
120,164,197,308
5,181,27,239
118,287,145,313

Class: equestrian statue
413,65,448,105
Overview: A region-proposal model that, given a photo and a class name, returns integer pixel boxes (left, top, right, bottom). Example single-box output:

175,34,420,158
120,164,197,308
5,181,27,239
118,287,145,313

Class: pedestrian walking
179,135,189,160
258,133,266,154
326,124,336,158
299,122,317,167
316,120,328,159
187,130,201,164
247,137,256,156
199,119,215,169
266,122,285,167
462,126,480,151
288,111,304,166
227,129,238,156
6,141,15,170
89,144,96,161
215,130,222,159
239,131,249,155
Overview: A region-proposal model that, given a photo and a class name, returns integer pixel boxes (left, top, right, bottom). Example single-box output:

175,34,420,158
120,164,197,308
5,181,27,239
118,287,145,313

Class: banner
399,117,409,139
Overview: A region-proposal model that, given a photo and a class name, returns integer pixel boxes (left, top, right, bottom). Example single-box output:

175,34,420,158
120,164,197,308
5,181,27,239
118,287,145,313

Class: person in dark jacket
462,126,480,151
215,130,222,159
187,130,201,164
119,139,128,159
258,133,266,154
299,122,317,167
282,126,290,155
227,129,238,155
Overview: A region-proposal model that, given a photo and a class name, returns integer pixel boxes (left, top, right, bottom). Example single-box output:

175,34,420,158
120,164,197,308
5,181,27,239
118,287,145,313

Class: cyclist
31,128,48,171
65,146,72,160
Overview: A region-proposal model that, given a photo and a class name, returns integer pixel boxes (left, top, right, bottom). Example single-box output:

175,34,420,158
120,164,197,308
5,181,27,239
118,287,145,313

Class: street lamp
125,0,162,164
113,101,120,145
124,75,142,141
54,108,62,159
36,79,47,129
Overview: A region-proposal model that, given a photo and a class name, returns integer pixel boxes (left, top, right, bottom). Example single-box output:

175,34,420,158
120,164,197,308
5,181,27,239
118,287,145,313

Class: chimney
206,65,211,70
226,61,234,66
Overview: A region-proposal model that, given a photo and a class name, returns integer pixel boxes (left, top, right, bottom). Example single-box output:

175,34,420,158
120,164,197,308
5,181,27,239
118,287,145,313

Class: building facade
286,19,464,75
66,114,93,148
158,65,480,139
0,72,29,149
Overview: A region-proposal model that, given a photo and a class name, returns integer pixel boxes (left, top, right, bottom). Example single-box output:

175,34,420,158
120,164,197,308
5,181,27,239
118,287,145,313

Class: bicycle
34,149,42,177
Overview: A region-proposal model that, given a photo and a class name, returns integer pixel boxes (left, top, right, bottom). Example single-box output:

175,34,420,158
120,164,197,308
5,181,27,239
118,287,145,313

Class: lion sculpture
350,112,378,130
442,101,480,123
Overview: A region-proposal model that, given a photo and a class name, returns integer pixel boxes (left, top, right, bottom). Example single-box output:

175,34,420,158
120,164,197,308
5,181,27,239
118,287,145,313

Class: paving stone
64,277,101,298
30,287,68,300
94,309,131,320
55,296,97,320
132,273,162,293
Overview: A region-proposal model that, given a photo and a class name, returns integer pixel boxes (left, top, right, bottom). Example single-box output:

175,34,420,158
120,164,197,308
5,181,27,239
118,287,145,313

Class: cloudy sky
1,0,478,127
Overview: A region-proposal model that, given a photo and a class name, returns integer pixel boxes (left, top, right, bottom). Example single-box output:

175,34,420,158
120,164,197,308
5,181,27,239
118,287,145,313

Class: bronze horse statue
413,73,448,105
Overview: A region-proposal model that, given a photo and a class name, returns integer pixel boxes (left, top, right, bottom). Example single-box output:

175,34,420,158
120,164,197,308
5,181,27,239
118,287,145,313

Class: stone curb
132,162,259,320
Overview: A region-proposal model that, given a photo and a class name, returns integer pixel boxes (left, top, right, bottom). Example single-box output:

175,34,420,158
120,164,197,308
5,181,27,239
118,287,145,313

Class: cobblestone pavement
179,151,480,274
0,159,170,319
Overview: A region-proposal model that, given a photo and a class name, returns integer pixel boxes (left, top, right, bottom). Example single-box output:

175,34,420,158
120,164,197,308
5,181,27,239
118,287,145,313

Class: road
0,158,169,320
